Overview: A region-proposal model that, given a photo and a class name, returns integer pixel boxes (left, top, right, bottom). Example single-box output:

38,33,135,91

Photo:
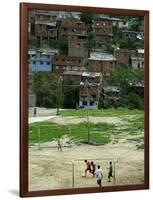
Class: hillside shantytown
28,10,144,110
28,10,145,191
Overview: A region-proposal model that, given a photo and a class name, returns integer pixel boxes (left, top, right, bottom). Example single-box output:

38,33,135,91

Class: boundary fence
29,124,74,150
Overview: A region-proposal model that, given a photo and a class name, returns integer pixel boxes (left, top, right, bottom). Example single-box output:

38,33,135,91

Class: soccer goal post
72,158,116,188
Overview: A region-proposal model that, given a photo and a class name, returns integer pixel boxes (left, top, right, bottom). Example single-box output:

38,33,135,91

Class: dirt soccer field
28,112,144,191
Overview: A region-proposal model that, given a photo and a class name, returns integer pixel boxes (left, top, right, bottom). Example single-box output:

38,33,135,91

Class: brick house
114,48,144,68
88,52,117,76
92,18,113,49
52,55,85,74
68,34,88,57
34,10,58,47
35,23,57,39
63,71,82,85
60,18,87,38
114,48,132,66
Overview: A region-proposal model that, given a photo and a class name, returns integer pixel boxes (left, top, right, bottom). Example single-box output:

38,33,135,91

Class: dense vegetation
107,66,144,109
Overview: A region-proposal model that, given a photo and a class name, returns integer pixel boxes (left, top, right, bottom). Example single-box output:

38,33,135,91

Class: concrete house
79,72,102,109
28,48,58,72
131,49,144,69
118,21,129,30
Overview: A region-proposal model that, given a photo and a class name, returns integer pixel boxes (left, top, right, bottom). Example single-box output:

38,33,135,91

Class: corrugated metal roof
137,49,144,54
89,52,117,61
82,72,101,77
63,71,82,75
103,86,120,92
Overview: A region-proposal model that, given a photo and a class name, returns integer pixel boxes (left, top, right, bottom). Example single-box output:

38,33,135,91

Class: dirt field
48,116,125,125
28,114,144,191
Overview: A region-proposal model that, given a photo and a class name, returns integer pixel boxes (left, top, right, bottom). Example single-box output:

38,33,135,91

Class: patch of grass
29,122,115,144
128,131,139,136
136,144,144,149
29,108,144,146
60,108,144,117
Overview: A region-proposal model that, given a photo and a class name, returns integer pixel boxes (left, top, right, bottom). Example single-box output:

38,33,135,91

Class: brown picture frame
20,2,149,197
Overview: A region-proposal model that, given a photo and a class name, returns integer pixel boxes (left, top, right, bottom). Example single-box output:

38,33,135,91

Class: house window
83,101,87,105
46,61,50,65
92,95,96,99
90,101,94,106
40,61,43,65
77,43,81,48
62,58,65,61
33,61,36,64
137,63,140,69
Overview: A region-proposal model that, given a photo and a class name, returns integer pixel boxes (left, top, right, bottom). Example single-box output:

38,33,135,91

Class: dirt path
48,116,126,125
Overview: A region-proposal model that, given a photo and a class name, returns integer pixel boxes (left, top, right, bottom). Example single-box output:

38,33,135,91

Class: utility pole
57,76,63,115
85,80,90,143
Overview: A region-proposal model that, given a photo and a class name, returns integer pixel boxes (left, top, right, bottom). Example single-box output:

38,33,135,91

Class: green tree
58,37,68,55
80,13,93,25
49,39,58,48
56,19,62,39
31,72,60,108
107,66,144,109
28,36,40,48
63,77,79,108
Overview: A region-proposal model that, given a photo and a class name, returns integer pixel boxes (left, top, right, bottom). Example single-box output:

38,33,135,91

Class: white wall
0,0,152,200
